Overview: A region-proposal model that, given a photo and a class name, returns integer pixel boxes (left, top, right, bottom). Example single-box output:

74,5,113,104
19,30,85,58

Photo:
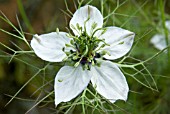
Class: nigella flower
150,20,170,50
31,5,135,106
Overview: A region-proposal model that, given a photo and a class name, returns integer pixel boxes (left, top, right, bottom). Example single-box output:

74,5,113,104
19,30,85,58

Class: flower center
63,22,109,70
64,30,110,70
65,33,95,69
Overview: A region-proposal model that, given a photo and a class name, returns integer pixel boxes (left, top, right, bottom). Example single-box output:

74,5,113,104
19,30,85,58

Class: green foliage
0,0,170,114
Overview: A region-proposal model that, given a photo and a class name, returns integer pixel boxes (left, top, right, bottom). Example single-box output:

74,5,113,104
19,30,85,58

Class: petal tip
55,100,60,108
69,5,103,36
32,34,41,43
128,32,135,39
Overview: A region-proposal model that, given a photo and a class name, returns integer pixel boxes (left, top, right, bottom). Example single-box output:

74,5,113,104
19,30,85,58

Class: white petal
31,32,71,62
150,34,167,50
96,27,135,60
70,5,103,36
90,60,129,102
54,65,91,106
165,20,170,31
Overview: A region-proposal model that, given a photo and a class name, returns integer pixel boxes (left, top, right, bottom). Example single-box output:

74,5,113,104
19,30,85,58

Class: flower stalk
159,0,170,62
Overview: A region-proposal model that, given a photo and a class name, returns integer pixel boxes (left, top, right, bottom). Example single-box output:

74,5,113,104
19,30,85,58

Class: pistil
63,24,109,70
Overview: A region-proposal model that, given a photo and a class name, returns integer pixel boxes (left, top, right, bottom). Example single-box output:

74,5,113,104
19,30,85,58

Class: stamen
91,28,106,38
56,28,59,34
65,20,110,70
91,22,97,30
65,43,76,49
84,17,90,34
74,61,80,67
82,45,88,57
66,34,80,41
70,24,81,35
76,23,82,32
62,56,68,61
101,50,111,56
90,22,98,35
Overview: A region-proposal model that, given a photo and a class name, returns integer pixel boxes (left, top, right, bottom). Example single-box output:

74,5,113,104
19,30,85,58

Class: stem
17,0,34,33
82,89,87,114
117,46,170,68
159,0,170,62
5,70,41,107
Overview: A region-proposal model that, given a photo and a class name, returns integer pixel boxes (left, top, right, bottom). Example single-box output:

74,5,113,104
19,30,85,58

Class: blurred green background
0,0,170,114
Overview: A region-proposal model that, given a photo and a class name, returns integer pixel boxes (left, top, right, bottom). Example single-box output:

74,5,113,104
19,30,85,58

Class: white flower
30,5,135,106
150,20,170,50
